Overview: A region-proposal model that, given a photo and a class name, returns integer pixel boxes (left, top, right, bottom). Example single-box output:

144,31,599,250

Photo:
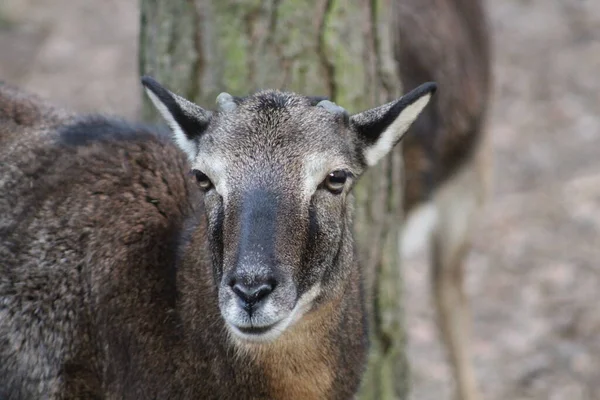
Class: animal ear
350,82,437,166
141,76,212,161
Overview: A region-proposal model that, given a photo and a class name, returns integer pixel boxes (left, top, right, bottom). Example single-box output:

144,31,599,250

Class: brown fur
396,0,492,399
397,0,491,210
257,298,340,399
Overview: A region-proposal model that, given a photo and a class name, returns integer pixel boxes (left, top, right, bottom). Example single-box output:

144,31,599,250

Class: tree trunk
140,1,409,398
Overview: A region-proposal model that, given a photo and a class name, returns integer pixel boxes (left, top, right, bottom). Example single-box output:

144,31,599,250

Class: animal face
143,76,435,343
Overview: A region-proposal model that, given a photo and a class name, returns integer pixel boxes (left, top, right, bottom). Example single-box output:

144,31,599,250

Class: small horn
216,92,237,112
316,100,347,116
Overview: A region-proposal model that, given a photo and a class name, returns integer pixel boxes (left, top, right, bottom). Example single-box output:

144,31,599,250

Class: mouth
236,324,277,335
228,319,287,343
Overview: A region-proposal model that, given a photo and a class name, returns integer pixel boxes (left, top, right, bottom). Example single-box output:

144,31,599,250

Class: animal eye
192,169,213,190
323,170,348,194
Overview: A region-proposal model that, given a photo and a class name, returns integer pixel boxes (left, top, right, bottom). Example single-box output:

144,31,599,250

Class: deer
396,0,492,399
0,75,436,399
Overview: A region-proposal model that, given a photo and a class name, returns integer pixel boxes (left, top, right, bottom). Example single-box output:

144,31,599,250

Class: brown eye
324,170,348,194
192,169,213,190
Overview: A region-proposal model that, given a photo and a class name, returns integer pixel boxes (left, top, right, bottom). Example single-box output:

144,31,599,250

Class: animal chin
226,306,301,344
223,289,318,344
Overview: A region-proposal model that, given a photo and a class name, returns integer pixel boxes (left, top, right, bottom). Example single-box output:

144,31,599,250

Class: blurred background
1,0,599,399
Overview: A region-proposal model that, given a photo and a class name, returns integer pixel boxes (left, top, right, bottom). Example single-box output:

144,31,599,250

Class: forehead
197,91,355,171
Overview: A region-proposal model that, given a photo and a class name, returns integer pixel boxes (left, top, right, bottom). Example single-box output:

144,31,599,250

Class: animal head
142,76,435,343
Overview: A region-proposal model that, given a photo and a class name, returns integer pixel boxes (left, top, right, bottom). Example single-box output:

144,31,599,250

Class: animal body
396,0,492,399
0,77,435,399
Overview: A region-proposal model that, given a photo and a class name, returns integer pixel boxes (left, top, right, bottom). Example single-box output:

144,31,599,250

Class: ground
1,0,599,399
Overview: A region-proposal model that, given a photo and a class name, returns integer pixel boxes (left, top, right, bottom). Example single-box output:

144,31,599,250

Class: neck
235,286,349,399
178,212,367,399
232,253,366,399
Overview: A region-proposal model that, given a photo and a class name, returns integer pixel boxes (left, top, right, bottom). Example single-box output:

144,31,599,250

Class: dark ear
350,82,437,166
141,76,212,161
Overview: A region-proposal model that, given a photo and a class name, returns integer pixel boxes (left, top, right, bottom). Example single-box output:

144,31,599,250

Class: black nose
229,280,275,312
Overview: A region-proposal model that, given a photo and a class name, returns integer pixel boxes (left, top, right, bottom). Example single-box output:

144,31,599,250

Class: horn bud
317,100,348,124
216,92,237,112
317,100,347,116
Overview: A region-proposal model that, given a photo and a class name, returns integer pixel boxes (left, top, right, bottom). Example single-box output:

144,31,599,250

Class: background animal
397,0,491,399
0,78,435,398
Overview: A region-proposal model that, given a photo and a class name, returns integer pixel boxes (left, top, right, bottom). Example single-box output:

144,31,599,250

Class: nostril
253,283,274,302
231,283,248,301
227,276,237,288
266,278,277,292
232,282,275,308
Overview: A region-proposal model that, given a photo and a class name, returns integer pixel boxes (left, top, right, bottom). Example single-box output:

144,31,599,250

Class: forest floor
1,0,599,399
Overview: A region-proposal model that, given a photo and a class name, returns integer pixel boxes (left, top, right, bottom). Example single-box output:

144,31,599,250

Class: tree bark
140,1,409,398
